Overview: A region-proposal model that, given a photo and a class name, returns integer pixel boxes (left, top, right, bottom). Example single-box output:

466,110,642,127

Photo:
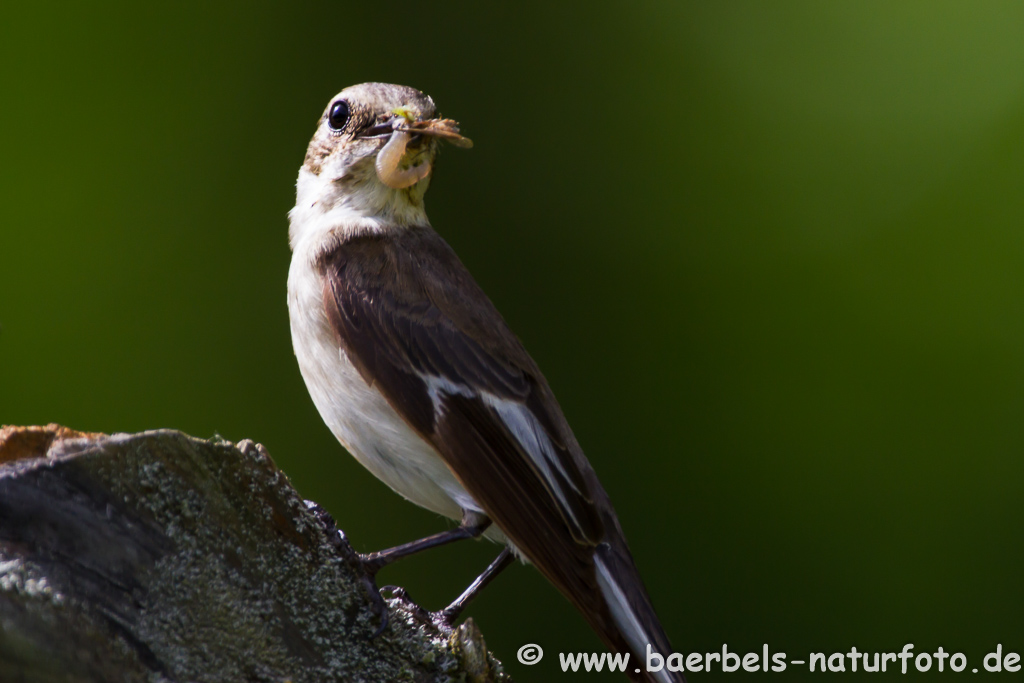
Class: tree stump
0,425,508,683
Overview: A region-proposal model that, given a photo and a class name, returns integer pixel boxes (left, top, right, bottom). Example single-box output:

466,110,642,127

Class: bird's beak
372,111,473,189
397,117,474,149
362,114,473,149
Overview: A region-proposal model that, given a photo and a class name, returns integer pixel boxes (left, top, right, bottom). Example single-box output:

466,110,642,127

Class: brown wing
320,228,602,548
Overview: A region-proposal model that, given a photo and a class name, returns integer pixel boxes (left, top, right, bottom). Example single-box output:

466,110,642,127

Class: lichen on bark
0,425,509,683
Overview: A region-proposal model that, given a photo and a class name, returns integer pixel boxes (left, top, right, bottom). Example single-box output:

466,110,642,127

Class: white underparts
287,240,487,529
288,165,429,252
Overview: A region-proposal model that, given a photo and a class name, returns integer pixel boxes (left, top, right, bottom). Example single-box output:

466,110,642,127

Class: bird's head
296,83,472,229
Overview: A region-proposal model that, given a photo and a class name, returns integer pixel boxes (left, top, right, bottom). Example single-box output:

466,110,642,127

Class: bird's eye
328,100,350,131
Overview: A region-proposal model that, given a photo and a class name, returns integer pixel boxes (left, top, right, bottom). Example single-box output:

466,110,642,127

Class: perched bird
287,82,682,683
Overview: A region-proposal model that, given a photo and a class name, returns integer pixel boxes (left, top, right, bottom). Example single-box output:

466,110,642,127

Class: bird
287,82,683,683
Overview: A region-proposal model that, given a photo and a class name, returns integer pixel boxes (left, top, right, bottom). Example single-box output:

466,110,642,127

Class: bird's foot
379,584,432,622
304,501,496,637
379,585,459,633
429,605,462,632
355,553,442,637
355,558,392,638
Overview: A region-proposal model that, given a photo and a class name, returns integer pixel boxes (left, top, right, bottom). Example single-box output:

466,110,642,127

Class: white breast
287,238,489,526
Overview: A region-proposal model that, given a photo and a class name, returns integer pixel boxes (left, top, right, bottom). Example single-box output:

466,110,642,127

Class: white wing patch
483,393,581,490
425,376,586,533
425,375,475,404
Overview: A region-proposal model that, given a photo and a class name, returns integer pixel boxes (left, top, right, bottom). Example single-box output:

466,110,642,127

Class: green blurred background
3,2,1024,680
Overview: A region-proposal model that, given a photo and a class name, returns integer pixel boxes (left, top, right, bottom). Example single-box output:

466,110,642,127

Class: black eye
328,100,350,131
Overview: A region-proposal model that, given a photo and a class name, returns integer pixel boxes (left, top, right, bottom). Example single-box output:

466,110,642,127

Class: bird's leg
434,546,514,628
359,510,491,574
357,511,491,637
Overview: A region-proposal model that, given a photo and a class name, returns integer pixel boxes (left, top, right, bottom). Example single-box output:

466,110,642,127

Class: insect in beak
373,113,473,189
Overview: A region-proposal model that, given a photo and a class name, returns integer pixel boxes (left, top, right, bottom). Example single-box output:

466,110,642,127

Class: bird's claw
358,568,390,638
430,606,460,632
380,585,464,632
380,585,432,621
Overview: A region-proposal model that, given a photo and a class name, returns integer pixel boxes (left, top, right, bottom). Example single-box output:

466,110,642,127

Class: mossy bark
0,425,508,683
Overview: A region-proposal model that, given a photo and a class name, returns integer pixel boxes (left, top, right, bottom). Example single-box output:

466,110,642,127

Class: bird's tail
586,541,685,683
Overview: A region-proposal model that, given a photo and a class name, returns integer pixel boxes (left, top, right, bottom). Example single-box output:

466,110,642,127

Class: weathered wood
0,425,508,683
